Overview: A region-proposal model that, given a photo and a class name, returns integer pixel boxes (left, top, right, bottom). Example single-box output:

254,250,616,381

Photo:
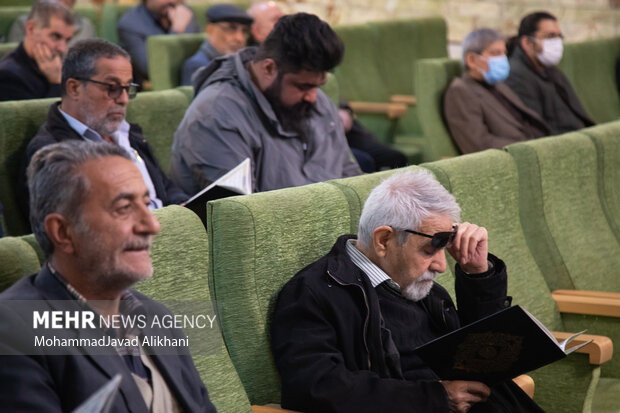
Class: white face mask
536,37,563,67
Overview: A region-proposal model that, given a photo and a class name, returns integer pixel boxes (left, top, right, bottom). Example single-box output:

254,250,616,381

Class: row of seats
416,36,620,160
2,121,620,412
0,75,340,237
0,2,250,45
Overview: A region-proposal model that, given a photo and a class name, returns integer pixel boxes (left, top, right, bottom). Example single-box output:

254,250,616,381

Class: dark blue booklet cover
413,305,588,385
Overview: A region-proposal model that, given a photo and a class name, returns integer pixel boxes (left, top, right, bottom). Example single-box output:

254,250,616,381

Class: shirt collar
58,107,103,142
346,239,401,291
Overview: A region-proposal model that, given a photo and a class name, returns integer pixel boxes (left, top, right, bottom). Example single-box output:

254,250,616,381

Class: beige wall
267,0,620,51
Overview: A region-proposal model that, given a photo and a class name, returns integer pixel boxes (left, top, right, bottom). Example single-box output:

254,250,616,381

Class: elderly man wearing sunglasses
272,169,543,413
18,38,187,226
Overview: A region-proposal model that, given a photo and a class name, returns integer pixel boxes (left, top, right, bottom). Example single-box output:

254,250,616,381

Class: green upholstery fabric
176,85,194,102
580,121,620,242
0,97,57,236
0,6,29,41
100,4,132,44
321,72,339,106
506,134,620,293
334,18,447,162
147,33,205,91
126,88,190,174
0,235,41,292
415,57,461,160
135,205,252,413
0,41,17,58
207,183,354,405
558,37,620,124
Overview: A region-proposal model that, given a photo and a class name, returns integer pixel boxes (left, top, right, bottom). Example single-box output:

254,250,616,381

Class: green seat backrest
147,33,205,91
0,6,29,41
321,72,339,107
558,37,620,124
415,58,461,160
0,235,41,292
372,17,448,138
581,121,620,240
207,182,354,405
125,88,191,174
100,3,132,44
0,97,57,236
136,205,252,413
506,133,620,293
0,41,17,58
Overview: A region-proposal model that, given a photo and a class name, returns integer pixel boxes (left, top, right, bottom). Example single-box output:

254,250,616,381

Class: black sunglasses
402,225,458,249
74,77,140,99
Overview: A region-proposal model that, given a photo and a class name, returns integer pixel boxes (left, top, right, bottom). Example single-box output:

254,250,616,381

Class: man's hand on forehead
446,222,489,274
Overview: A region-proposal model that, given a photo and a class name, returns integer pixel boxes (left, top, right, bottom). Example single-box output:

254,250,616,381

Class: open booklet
184,158,252,227
413,305,591,385
72,374,122,413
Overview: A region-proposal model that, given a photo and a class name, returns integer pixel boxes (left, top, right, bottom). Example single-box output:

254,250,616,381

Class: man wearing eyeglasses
505,11,593,135
272,170,543,413
18,38,187,226
181,4,253,86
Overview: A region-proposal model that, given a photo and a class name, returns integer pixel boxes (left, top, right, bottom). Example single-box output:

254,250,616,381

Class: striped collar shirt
346,238,401,292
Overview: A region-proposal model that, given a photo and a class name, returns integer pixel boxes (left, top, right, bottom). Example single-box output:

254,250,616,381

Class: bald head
247,1,284,44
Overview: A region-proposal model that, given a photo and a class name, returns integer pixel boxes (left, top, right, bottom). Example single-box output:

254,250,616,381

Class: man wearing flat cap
181,4,252,86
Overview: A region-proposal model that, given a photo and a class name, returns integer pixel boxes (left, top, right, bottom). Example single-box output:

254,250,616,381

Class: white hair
357,169,461,249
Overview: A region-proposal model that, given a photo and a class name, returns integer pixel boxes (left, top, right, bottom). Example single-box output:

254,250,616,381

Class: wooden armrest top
552,290,620,317
252,405,301,413
390,94,417,105
512,374,535,399
348,101,408,119
551,331,613,364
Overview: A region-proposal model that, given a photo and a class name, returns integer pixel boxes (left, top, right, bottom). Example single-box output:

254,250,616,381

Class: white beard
402,271,437,302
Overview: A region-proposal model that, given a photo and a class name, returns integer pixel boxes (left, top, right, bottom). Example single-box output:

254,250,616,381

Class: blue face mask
481,55,510,85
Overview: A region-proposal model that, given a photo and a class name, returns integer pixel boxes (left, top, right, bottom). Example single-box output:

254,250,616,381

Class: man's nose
303,88,317,103
115,88,130,105
136,204,161,236
429,250,447,274
57,40,68,56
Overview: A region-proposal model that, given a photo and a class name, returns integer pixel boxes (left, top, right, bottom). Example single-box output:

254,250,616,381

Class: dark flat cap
206,4,253,25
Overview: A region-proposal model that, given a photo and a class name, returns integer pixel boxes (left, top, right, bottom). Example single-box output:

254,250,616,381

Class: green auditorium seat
581,121,620,240
415,57,461,160
207,182,354,405
423,150,620,412
147,33,205,91
100,3,132,44
506,133,620,294
125,88,191,174
558,37,620,124
0,97,57,236
333,17,448,163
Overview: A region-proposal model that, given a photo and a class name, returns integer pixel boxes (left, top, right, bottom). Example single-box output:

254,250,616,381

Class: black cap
206,4,253,25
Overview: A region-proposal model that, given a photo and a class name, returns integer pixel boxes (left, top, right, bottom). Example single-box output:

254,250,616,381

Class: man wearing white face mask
444,28,550,154
505,12,594,135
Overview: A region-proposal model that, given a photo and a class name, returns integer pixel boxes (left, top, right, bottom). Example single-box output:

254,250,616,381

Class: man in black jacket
272,169,543,413
0,0,74,101
18,38,186,224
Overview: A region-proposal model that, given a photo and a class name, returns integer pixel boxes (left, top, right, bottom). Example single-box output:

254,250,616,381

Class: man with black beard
170,13,361,195
18,39,187,229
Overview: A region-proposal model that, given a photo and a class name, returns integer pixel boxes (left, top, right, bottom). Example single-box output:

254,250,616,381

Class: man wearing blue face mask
444,28,550,154
505,12,594,135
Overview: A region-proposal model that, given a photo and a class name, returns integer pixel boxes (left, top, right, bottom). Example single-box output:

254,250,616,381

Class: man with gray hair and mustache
0,141,216,411
272,170,543,412
17,38,186,227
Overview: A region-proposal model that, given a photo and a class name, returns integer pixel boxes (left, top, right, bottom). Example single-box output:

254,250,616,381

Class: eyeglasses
402,225,458,250
215,22,250,37
74,78,140,99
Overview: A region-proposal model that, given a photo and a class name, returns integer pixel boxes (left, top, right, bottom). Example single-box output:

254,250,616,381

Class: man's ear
44,213,77,255
519,35,532,53
205,23,215,36
64,78,81,99
25,19,37,37
464,52,478,72
260,58,278,82
372,225,396,258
